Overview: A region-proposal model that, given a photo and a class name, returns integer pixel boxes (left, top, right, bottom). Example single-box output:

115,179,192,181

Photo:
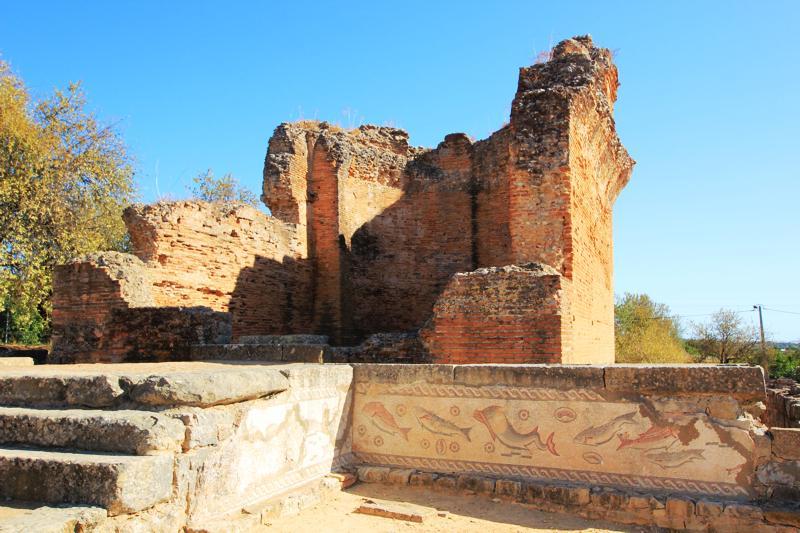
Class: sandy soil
264,483,649,532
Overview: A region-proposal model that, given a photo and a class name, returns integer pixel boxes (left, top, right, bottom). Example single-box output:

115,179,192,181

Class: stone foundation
3,362,800,531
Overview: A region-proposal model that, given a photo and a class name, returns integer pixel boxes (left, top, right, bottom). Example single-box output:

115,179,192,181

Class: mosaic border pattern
353,452,749,498
355,382,604,401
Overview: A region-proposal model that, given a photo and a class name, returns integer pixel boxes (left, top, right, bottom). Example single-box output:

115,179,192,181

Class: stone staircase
0,361,302,530
0,394,184,518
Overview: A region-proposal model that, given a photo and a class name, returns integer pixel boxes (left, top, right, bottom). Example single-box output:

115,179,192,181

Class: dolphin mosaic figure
473,405,558,456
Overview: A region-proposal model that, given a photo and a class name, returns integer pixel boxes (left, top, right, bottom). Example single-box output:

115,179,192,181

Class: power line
641,309,755,321
763,307,800,316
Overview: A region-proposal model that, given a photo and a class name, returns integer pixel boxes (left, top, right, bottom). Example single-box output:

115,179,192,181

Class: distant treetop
189,169,259,207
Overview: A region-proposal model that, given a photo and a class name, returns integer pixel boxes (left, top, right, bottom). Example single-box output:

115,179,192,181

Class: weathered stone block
0,447,172,515
433,475,457,491
605,365,765,400
387,468,415,485
64,375,125,407
189,344,283,361
352,364,455,385
723,503,764,521
239,335,329,345
696,499,724,518
279,364,352,389
282,345,326,363
771,428,800,461
663,497,695,530
520,481,546,504
355,500,436,523
127,367,288,407
171,405,237,450
453,364,604,390
408,472,437,487
0,407,186,454
456,474,495,494
594,488,630,511
0,375,68,407
757,460,800,488
356,466,390,483
494,479,521,499
0,504,107,533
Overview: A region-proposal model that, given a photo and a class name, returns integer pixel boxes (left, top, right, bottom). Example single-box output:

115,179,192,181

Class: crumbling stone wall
766,378,800,428
50,252,230,362
260,35,632,362
124,201,310,330
52,35,633,365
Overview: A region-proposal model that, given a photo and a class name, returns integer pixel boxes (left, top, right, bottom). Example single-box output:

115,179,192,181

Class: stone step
238,334,329,345
0,407,185,455
0,502,106,533
0,361,289,408
0,447,172,516
189,343,326,363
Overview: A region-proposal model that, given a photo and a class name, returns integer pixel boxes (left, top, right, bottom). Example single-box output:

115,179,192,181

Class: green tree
0,61,135,344
687,309,759,364
772,346,800,380
189,169,258,206
615,293,690,363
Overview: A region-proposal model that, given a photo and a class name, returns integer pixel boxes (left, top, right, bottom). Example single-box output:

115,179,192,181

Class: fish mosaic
573,410,638,446
352,383,755,498
414,407,473,441
617,423,679,450
644,448,705,469
473,405,558,456
361,401,412,441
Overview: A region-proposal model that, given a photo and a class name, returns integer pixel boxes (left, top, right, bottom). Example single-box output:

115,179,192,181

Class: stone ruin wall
3,362,799,531
50,35,634,365
50,203,307,362
766,378,800,428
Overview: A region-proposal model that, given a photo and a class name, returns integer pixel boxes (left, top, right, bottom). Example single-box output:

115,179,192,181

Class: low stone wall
766,378,800,428
0,362,353,531
3,362,800,531
350,364,778,501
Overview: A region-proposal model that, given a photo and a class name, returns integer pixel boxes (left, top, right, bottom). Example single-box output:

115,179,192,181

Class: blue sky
2,1,799,340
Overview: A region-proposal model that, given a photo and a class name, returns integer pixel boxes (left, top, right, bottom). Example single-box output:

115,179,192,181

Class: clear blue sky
2,1,799,340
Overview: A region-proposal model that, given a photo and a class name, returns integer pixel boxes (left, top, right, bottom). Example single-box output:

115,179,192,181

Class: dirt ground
264,483,649,532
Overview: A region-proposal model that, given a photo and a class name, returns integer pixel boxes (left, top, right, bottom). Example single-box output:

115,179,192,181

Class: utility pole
754,305,768,377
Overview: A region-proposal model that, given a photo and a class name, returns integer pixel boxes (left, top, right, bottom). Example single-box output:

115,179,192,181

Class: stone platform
0,361,353,531
2,362,800,532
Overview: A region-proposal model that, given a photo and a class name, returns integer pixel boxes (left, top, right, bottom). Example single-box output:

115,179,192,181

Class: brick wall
123,201,311,339
50,252,230,362
421,264,570,363
52,35,634,364
50,252,154,362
